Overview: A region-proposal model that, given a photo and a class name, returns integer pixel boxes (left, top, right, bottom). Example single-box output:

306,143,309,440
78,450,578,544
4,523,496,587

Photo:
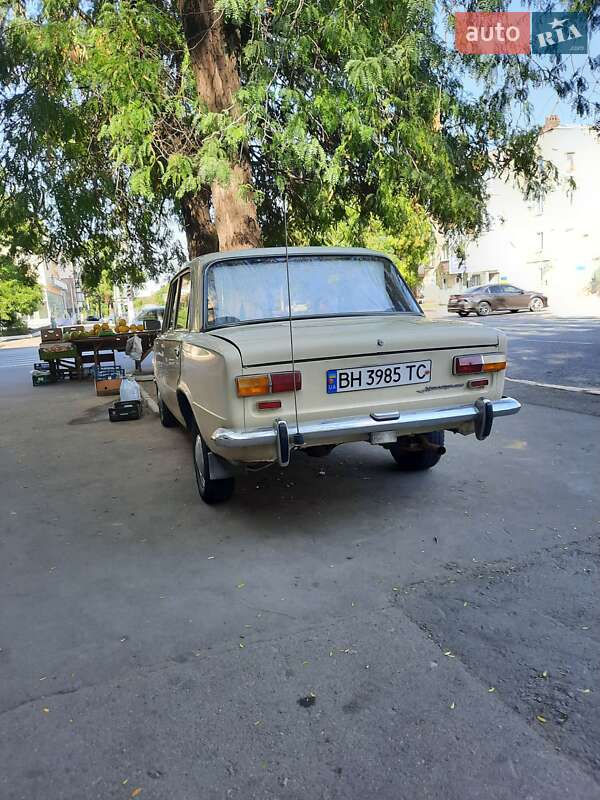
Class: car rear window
205,255,420,328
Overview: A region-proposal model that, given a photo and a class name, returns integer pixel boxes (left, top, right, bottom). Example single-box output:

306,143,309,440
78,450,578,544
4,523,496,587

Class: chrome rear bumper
211,396,521,452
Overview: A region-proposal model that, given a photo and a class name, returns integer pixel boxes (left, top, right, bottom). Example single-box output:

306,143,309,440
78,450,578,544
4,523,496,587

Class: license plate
326,360,431,393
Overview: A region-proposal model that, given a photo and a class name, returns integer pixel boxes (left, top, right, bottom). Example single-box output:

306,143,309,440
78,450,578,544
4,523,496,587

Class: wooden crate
39,345,78,361
40,326,63,343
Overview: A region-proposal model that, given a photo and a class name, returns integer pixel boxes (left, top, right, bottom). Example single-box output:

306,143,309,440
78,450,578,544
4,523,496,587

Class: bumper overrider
211,396,521,465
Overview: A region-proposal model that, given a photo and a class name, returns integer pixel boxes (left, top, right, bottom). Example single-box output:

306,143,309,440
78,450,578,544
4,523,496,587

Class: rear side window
175,273,191,330
163,280,179,331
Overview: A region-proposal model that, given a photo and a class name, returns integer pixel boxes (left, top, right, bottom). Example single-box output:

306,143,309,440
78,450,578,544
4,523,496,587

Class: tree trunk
180,190,218,258
178,0,262,251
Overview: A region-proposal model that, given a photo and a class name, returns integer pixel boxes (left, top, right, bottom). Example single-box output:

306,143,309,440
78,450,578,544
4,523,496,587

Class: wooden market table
38,330,158,379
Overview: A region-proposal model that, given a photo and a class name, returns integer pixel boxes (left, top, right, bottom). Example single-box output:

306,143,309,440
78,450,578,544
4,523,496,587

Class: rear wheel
193,434,235,504
476,301,492,316
158,390,178,428
389,431,445,471
529,296,544,312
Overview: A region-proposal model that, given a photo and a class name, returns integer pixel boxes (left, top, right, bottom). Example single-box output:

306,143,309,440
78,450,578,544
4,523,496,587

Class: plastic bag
125,334,143,362
120,376,141,402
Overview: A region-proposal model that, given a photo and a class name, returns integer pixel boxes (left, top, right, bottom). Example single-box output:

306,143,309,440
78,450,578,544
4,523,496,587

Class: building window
566,152,575,172
537,232,544,252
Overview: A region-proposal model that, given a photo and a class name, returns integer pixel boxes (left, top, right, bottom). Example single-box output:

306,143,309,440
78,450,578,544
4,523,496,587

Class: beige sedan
154,247,520,503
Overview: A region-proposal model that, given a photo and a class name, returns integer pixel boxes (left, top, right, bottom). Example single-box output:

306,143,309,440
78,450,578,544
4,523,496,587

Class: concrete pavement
1,339,600,798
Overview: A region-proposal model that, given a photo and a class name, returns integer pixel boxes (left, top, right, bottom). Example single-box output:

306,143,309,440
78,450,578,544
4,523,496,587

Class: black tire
193,433,235,504
458,310,469,317
476,301,492,316
529,296,544,312
510,309,519,313
158,390,178,428
389,431,445,472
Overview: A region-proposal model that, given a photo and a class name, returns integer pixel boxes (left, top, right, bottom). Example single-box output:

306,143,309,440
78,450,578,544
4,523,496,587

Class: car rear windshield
205,255,420,328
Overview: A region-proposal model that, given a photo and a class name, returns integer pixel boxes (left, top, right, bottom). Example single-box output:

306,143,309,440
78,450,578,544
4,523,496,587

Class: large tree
0,0,598,289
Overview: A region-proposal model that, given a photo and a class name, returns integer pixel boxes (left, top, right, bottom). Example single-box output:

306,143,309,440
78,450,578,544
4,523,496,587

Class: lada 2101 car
154,247,521,503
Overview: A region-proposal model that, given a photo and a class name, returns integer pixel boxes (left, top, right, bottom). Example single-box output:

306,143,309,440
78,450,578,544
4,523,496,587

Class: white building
26,258,83,328
422,117,600,307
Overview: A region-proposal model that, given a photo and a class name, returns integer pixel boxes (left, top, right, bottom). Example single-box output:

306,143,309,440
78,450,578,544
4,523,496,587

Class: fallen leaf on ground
131,789,142,798
488,687,496,693
443,650,455,658
237,582,246,589
42,708,49,713
536,715,547,724
449,701,455,710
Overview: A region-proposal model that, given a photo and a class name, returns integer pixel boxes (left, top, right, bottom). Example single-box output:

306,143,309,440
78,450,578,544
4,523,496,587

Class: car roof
171,246,394,281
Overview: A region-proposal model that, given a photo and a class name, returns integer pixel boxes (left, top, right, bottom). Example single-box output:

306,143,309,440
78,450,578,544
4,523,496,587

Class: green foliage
133,284,169,312
0,0,597,288
0,257,43,326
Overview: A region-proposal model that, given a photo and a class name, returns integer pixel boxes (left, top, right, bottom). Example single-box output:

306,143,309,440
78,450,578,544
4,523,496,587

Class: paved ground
431,310,600,390
1,330,600,799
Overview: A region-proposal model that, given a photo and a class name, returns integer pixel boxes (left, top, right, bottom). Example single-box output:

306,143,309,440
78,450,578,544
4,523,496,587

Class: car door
154,272,191,413
487,285,503,310
502,285,526,309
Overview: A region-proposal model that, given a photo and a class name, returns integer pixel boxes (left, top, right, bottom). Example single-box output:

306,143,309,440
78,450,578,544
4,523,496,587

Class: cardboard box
95,377,122,396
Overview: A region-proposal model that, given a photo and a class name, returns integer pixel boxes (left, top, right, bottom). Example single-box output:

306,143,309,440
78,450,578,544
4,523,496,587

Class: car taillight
453,354,506,375
467,378,489,389
257,400,282,410
236,371,301,397
270,371,301,393
236,375,271,396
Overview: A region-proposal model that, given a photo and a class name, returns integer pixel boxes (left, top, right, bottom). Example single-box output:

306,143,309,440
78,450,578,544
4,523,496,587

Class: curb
137,383,159,414
506,377,600,396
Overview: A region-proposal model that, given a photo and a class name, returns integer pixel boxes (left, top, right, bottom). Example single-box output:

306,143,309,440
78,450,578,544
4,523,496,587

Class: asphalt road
436,310,600,390
3,311,600,391
1,327,600,800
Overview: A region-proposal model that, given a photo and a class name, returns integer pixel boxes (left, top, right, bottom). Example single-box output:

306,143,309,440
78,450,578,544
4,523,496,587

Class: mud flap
474,398,494,441
274,419,290,467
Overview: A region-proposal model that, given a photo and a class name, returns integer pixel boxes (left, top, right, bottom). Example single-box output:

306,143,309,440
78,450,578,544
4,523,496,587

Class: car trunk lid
210,314,498,367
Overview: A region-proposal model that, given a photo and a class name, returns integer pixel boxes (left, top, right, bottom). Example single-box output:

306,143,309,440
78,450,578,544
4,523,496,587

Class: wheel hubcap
480,304,490,314
532,299,542,310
